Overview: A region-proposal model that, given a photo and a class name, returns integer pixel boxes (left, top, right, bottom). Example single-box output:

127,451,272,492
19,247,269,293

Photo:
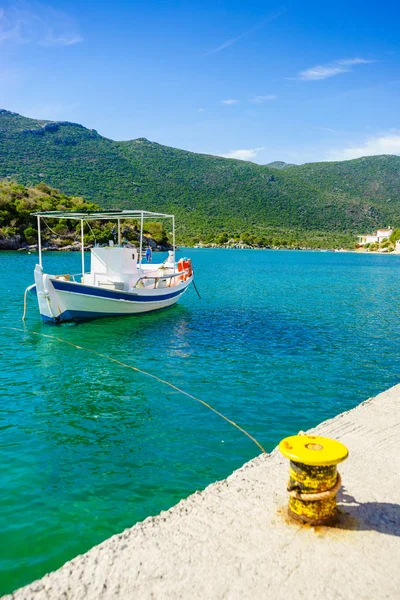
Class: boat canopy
31,210,176,273
31,210,174,220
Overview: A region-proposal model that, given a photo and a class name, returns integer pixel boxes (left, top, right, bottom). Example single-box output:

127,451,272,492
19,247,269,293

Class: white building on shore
357,228,393,246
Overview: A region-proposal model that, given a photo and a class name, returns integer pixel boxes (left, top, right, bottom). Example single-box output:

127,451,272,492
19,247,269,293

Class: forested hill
1,109,400,247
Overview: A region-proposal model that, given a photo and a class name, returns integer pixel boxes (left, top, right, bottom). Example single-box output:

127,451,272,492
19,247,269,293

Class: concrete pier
6,384,400,599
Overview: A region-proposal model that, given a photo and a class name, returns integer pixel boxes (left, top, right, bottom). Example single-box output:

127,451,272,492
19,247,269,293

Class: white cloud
197,108,205,112
205,28,255,56
300,65,347,80
0,3,83,47
313,126,339,133
40,32,83,47
299,57,372,81
327,133,400,161
222,147,265,161
221,99,238,105
249,94,277,103
204,9,285,56
0,8,23,43
339,58,371,66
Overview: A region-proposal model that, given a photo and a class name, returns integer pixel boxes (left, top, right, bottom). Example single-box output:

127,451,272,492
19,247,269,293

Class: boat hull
34,265,191,323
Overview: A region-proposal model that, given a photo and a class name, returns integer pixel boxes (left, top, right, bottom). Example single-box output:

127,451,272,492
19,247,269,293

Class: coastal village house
357,228,393,246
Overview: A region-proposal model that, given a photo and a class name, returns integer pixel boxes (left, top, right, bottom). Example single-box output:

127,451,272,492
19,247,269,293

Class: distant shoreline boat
29,210,193,324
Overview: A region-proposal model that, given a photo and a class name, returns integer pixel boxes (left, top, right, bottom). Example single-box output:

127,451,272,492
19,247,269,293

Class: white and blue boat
31,209,194,324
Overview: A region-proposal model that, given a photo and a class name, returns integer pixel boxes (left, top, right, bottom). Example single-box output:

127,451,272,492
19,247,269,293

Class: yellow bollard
279,434,348,525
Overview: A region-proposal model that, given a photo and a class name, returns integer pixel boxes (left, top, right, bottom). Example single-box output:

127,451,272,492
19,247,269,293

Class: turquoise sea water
0,248,399,594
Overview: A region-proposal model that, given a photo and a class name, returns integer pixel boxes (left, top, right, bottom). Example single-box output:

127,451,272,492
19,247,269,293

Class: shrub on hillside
53,223,70,236
24,226,38,244
389,229,400,243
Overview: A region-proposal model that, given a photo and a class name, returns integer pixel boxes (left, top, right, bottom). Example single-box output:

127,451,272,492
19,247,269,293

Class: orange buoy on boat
178,258,192,281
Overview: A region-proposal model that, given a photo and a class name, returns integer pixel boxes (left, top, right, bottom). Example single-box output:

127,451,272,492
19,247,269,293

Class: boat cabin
83,246,139,290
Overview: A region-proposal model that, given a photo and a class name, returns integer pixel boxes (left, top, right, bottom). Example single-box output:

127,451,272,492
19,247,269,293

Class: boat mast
37,215,42,267
139,211,144,268
81,220,85,277
172,215,176,272
117,218,121,246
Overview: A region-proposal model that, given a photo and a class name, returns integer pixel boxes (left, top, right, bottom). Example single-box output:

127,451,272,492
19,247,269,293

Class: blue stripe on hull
41,305,175,324
51,279,184,302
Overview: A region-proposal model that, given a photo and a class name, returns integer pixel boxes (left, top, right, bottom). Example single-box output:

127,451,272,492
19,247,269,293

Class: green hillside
1,109,400,247
0,180,169,249
0,180,98,249
286,155,400,206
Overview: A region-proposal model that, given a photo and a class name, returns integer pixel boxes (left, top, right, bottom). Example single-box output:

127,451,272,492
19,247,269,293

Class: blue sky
1,0,399,164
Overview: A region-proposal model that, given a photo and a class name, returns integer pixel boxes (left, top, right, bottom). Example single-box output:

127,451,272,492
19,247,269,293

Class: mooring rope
22,285,36,321
42,219,67,238
4,326,267,454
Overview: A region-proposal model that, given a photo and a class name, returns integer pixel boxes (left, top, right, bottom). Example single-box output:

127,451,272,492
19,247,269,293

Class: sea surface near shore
1,249,399,595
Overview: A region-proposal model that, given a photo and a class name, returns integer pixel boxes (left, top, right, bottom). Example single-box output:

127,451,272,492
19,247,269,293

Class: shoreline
0,242,172,253
191,245,400,255
6,383,400,599
1,244,399,255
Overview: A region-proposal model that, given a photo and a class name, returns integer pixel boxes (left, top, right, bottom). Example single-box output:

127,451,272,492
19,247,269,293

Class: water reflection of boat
30,210,194,323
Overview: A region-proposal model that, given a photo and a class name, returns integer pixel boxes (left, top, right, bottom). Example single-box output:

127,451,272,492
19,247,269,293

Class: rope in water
4,326,267,454
22,285,35,322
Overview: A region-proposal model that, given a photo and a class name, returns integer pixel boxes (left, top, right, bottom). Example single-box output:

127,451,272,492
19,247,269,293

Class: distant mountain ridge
1,109,399,246
265,161,297,169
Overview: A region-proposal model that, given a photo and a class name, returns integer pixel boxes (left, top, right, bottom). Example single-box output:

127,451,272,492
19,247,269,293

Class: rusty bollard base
279,435,348,525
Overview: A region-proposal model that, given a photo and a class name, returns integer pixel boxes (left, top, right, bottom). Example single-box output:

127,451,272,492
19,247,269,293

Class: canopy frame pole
37,216,42,267
172,215,176,272
81,220,85,278
139,211,144,269
117,218,121,246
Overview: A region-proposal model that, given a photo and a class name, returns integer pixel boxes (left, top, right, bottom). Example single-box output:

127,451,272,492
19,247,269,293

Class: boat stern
34,264,65,323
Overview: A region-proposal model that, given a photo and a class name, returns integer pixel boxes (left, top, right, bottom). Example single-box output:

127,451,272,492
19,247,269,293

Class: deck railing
134,269,190,289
